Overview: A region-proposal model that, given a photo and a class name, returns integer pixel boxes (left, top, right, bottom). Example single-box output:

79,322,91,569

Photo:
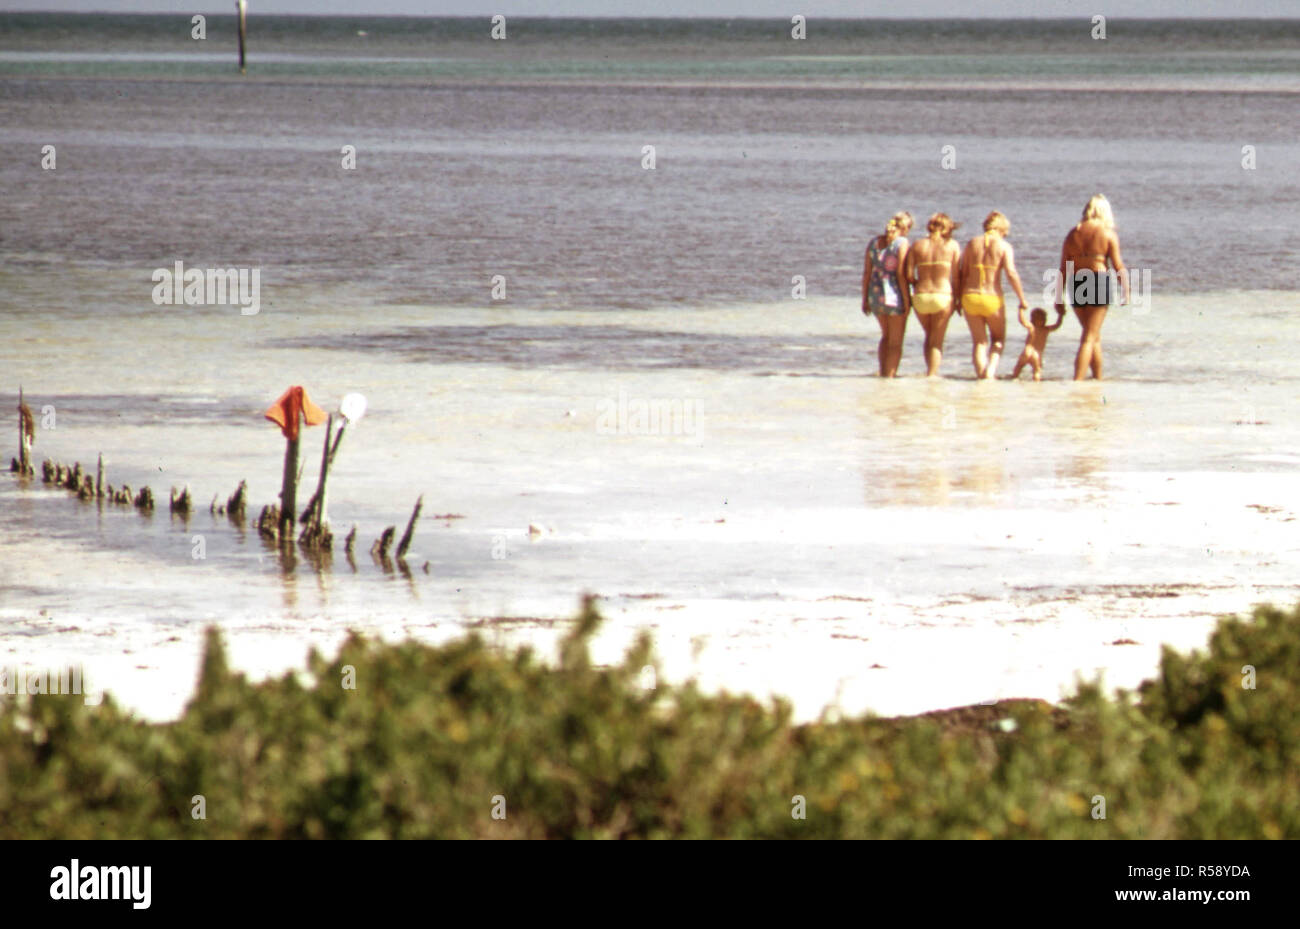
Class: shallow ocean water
4,278,1299,721
2,15,1299,721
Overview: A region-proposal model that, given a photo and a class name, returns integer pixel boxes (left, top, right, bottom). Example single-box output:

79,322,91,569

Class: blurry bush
1,597,1295,838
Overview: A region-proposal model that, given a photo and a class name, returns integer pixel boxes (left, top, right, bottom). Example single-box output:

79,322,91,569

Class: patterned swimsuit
866,236,907,316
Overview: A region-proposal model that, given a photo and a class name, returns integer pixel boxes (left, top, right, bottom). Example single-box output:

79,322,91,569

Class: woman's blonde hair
983,211,1010,235
1079,194,1115,230
883,211,914,243
927,212,959,240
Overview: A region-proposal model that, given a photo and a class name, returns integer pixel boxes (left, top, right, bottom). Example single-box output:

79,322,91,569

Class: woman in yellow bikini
901,212,961,377
1056,194,1129,381
956,211,1029,380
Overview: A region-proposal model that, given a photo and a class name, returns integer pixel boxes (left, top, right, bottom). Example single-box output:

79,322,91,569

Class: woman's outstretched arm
899,241,920,314
1109,232,1130,304
1055,235,1070,313
895,238,910,312
1003,243,1029,309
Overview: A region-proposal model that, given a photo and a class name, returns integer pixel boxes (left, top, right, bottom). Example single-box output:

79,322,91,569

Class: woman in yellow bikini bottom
912,292,953,315
961,292,1003,317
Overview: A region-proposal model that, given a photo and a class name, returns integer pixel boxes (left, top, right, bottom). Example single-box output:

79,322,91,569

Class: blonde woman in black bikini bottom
1057,195,1130,380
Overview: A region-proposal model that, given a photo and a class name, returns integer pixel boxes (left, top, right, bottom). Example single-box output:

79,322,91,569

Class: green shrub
1,597,1296,838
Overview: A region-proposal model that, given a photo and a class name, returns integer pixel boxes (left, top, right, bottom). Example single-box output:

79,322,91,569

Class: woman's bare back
907,236,959,294
958,234,1006,295
1063,220,1115,272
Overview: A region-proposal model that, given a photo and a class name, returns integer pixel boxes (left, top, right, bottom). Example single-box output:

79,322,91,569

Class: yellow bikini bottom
912,292,953,315
962,293,1004,318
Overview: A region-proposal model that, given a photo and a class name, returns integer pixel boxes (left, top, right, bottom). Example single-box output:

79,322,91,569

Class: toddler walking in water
1011,307,1065,381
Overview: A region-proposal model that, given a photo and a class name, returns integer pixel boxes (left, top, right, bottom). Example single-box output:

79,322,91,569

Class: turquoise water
2,15,1298,84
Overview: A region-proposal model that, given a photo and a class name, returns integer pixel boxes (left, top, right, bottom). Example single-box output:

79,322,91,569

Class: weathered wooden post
396,495,423,561
371,526,396,573
299,392,366,528
279,435,299,540
227,479,247,521
237,0,248,74
314,414,333,529
264,386,327,543
17,387,34,476
298,414,334,547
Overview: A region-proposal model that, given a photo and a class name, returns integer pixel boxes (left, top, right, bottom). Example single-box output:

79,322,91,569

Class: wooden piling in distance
299,415,348,526
17,387,34,477
396,495,423,560
310,414,333,531
227,479,247,521
170,485,192,515
278,435,298,541
257,503,280,540
237,0,248,74
372,526,395,559
95,454,104,498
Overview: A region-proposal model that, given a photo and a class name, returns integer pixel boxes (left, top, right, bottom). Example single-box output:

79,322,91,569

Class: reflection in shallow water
1058,387,1114,487
857,380,1016,508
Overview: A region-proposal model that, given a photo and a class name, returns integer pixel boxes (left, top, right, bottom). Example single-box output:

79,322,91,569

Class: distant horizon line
3,10,1298,21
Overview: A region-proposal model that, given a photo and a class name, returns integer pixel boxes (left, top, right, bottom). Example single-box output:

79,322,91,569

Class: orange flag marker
264,386,327,441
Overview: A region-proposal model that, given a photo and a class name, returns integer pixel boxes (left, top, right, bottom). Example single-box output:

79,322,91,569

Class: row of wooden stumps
27,452,248,518
12,386,428,573
34,454,155,509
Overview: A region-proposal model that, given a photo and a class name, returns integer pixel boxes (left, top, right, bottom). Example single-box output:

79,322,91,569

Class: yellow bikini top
974,233,999,289
915,238,954,272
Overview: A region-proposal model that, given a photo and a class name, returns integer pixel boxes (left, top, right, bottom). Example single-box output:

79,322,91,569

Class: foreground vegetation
1,597,1297,838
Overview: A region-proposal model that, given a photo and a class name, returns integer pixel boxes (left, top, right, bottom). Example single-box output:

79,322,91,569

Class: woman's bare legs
917,311,935,375
879,312,908,377
965,312,989,378
875,313,887,375
983,311,1007,380
918,308,955,377
932,308,955,377
1073,306,1108,380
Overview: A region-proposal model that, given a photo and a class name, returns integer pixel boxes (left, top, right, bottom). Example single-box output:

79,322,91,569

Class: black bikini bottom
1072,270,1111,308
